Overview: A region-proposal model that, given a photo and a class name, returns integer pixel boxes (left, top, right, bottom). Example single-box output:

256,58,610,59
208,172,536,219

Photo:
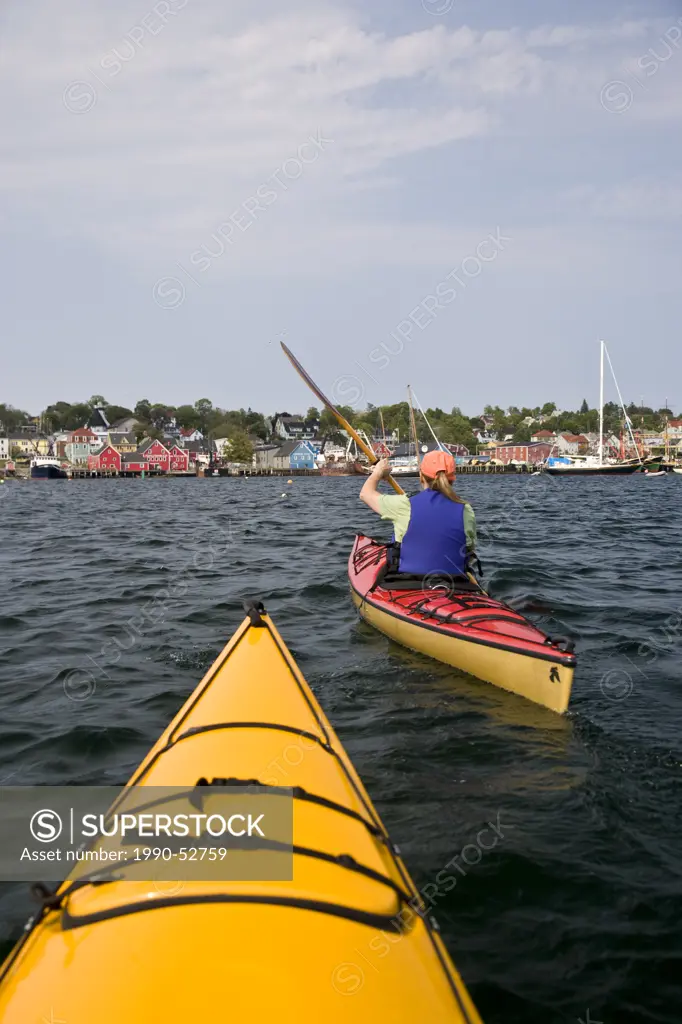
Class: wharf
218,467,320,477
67,469,197,479
15,465,541,481
456,464,535,474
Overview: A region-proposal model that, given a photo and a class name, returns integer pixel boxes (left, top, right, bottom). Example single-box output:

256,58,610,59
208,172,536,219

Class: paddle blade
280,343,342,421
280,341,405,495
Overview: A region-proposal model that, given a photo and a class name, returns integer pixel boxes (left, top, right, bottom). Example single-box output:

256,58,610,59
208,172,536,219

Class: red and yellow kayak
349,535,576,713
0,603,482,1023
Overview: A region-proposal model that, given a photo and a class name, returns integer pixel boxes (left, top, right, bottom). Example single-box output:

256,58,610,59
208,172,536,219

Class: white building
274,415,320,441
530,429,556,444
178,428,203,443
555,433,589,455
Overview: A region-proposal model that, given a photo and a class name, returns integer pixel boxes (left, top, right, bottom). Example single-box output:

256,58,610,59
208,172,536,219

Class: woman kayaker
359,450,476,576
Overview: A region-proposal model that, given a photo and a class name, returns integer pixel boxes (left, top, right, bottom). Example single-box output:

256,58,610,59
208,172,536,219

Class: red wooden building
168,445,190,472
138,438,171,472
121,452,151,474
88,444,122,473
490,442,552,465
181,441,204,465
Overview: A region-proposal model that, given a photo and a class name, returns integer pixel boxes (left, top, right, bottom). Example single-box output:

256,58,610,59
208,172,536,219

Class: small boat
319,461,357,476
30,456,67,479
390,460,421,478
349,535,576,713
353,459,421,478
643,469,666,477
673,468,682,475
0,602,482,1024
545,459,637,476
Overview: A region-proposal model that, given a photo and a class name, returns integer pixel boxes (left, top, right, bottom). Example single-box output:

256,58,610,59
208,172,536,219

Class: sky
1,0,681,417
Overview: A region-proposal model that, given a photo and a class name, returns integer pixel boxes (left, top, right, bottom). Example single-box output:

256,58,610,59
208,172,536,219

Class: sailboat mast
598,339,604,466
407,386,420,465
665,396,669,462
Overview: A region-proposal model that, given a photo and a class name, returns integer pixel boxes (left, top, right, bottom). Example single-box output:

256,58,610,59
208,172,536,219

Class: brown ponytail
420,469,467,504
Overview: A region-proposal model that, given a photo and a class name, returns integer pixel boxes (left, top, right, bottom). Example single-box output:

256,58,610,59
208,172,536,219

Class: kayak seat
378,569,480,593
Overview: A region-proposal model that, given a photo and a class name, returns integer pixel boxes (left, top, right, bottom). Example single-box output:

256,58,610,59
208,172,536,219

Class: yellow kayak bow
0,603,482,1024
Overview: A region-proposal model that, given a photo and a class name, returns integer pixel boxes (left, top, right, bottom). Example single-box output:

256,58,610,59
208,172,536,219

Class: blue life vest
398,490,467,576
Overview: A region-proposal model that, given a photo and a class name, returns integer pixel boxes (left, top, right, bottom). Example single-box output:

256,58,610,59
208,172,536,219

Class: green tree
149,404,172,430
541,402,557,417
208,421,236,439
580,398,589,414
134,399,152,422
439,412,477,452
224,430,254,464
135,423,163,441
105,405,133,425
41,402,73,432
306,407,320,421
320,406,356,434
0,404,31,432
175,405,201,430
512,423,532,444
63,403,94,430
243,412,268,440
194,398,213,433
378,402,410,440
88,395,107,408
354,419,375,437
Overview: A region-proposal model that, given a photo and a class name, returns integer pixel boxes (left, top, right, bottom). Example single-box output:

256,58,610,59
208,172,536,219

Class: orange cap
421,449,456,480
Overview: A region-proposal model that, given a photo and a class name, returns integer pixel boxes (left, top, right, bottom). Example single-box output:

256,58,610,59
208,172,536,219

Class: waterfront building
65,427,99,464
489,442,553,465
107,432,137,453
87,444,122,473
271,440,300,470
289,440,319,470
121,452,150,474
168,445,190,472
179,440,205,466
253,444,280,469
7,432,50,457
137,437,171,472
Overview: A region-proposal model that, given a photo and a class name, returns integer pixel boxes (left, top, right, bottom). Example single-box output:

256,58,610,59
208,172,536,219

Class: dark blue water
1,474,681,1023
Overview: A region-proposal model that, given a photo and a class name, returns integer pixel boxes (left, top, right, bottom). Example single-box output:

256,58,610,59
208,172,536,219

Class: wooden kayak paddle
280,342,405,496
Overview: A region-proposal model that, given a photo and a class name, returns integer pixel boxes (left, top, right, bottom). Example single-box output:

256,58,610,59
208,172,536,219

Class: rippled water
1,474,681,1023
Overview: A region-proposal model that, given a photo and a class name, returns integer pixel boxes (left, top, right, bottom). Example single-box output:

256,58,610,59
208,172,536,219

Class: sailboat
545,341,638,476
387,387,422,477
